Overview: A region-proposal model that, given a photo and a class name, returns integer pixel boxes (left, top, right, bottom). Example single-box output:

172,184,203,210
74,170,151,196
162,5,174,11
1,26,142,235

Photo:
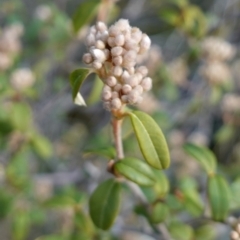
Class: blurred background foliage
0,0,240,239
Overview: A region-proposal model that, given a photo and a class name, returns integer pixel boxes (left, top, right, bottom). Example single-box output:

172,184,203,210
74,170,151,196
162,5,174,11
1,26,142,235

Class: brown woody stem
112,117,124,160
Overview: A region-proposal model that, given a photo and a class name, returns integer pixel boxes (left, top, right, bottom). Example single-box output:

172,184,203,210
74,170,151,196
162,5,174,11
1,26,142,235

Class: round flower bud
121,95,128,103
114,19,130,31
113,56,123,66
115,34,125,46
90,26,97,34
231,231,239,240
102,90,112,101
95,40,105,49
126,75,138,87
131,28,142,43
112,66,123,77
121,70,130,82
91,49,106,62
107,37,116,47
134,85,143,94
141,77,152,91
109,26,120,37
96,21,107,32
140,34,151,50
127,90,139,104
82,53,93,64
123,50,137,62
106,76,117,87
111,46,123,57
122,84,132,94
114,83,122,92
128,67,135,75
136,66,148,77
103,85,111,92
99,30,109,42
103,101,111,111
85,33,95,47
92,61,102,69
135,72,143,83
124,39,138,50
112,91,119,99
111,98,122,110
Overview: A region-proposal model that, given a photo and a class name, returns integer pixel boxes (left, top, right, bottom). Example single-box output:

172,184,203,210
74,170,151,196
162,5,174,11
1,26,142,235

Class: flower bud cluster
202,37,236,61
10,68,35,91
200,37,235,86
0,23,24,71
82,19,152,111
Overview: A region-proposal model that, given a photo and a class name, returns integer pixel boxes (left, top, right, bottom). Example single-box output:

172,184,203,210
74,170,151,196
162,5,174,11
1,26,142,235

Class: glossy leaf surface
89,179,121,230
114,158,155,186
129,111,170,169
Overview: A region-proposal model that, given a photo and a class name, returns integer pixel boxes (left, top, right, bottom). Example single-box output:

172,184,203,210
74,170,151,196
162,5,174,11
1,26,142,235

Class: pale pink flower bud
82,53,93,64
124,39,137,50
111,46,123,57
136,66,148,77
127,90,139,104
134,85,143,94
141,77,152,91
112,91,119,99
113,56,123,66
231,231,239,240
122,84,132,94
90,26,97,34
109,26,120,37
131,28,142,43
115,35,125,46
103,101,111,111
114,19,130,31
123,50,137,63
121,95,128,103
96,21,107,32
140,34,151,52
103,85,111,92
128,67,135,75
112,66,123,77
91,49,106,62
95,40,105,49
121,70,130,82
92,61,102,69
107,37,116,47
86,33,95,46
114,83,122,92
102,90,112,101
106,76,117,87
111,98,122,110
126,75,138,87
99,31,109,42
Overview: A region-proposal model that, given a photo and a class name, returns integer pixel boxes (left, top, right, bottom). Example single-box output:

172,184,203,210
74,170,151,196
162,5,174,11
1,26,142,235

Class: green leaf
89,179,122,230
149,203,169,224
72,0,100,32
230,177,240,210
87,75,104,105
114,158,155,186
84,147,116,159
128,111,170,169
169,222,194,240
69,68,92,105
207,174,230,221
195,225,216,240
152,169,169,197
30,134,52,159
12,211,30,240
183,143,216,175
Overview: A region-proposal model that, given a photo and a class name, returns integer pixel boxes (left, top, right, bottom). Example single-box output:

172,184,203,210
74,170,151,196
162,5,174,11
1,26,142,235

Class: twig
112,117,124,159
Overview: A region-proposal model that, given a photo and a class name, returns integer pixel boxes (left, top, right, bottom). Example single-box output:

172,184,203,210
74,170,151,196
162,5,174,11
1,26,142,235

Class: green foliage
230,177,240,210
207,174,231,221
0,189,13,219
72,0,100,32
89,179,122,230
195,225,216,240
183,143,216,175
128,111,170,169
84,147,116,160
168,222,194,240
114,157,155,186
149,202,169,224
69,68,92,105
36,235,66,240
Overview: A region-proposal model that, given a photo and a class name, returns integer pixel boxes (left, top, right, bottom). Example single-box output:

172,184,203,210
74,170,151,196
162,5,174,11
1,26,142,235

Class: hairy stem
112,117,124,160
